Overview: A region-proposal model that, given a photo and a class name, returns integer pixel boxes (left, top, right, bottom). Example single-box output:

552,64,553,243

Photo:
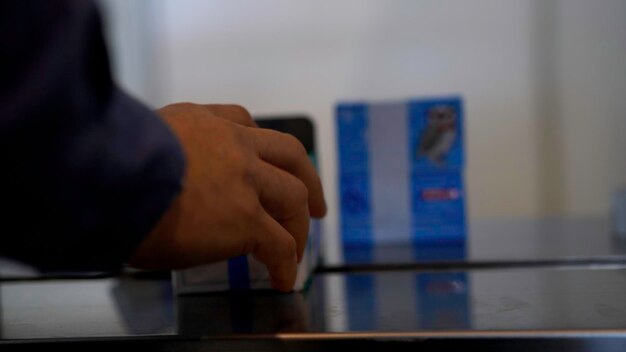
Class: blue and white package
337,97,466,246
174,220,320,294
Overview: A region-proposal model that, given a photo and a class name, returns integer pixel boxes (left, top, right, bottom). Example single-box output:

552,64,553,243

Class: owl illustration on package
417,105,457,165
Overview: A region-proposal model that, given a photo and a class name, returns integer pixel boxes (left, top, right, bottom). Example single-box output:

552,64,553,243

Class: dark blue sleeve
0,1,186,271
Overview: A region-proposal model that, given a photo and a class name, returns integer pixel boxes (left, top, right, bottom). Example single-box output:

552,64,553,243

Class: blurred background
98,0,626,245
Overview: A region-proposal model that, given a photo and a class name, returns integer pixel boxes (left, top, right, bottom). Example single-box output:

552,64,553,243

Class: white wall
156,0,542,230
98,0,166,105
101,0,626,224
554,0,626,216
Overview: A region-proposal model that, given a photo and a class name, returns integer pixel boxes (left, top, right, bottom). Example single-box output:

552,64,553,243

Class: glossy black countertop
4,267,626,338
3,217,626,351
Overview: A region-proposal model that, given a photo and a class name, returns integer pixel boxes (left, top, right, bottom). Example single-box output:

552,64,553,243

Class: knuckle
226,120,253,145
218,120,251,151
239,199,264,222
233,154,259,180
283,133,307,156
292,179,309,205
227,104,252,118
240,163,257,188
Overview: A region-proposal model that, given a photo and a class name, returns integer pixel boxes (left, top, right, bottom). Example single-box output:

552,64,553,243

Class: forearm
0,0,186,272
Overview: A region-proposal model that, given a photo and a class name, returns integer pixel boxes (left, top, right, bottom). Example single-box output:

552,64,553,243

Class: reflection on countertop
3,217,626,343
4,264,626,340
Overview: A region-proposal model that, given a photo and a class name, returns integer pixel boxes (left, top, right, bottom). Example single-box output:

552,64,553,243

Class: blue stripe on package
337,104,373,246
337,97,466,247
227,256,251,290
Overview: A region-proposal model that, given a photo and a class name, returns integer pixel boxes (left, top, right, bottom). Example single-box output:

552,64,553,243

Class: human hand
128,103,326,292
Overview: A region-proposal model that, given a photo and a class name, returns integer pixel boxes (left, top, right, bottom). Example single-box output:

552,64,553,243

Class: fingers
252,211,299,292
202,104,258,127
252,160,310,262
250,128,327,218
196,103,326,219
